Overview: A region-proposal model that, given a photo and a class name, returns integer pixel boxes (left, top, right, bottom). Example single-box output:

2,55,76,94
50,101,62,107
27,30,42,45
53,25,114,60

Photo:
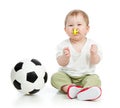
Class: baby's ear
87,26,90,31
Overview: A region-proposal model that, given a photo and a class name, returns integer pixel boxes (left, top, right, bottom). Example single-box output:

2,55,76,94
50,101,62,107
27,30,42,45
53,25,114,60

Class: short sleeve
87,39,103,60
56,39,69,58
56,44,63,58
97,44,103,60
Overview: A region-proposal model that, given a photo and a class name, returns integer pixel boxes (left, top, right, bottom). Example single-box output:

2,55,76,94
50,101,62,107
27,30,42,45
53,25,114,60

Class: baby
51,9,102,101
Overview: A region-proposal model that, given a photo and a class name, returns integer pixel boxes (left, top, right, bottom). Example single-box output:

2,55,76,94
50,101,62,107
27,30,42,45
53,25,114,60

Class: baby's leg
81,74,101,88
51,72,72,92
76,74,102,101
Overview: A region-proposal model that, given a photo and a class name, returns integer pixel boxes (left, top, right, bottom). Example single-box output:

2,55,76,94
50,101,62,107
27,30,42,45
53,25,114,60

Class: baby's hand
90,44,98,55
63,47,70,57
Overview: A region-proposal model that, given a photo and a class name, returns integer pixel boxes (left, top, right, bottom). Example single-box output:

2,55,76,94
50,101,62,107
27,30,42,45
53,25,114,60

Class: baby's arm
57,47,70,66
90,44,101,65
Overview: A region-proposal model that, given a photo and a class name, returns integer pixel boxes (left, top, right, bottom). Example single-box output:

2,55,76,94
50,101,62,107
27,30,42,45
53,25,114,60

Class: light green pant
51,72,101,91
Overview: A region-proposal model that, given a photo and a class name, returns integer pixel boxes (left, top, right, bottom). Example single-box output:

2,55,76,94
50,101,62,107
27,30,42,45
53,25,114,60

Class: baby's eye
68,25,73,27
78,24,81,26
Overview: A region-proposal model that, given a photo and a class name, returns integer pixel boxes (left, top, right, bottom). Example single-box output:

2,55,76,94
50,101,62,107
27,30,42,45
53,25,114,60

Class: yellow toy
72,28,79,35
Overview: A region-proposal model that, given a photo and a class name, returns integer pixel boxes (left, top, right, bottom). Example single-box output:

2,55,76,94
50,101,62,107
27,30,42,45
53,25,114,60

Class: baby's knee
82,74,101,87
51,72,62,81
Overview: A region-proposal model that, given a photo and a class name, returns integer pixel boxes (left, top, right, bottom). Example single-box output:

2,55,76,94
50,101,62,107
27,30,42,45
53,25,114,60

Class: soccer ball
11,59,48,95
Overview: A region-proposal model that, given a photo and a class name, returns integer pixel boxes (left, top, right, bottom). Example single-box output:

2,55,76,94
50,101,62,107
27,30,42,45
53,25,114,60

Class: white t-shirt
56,38,102,77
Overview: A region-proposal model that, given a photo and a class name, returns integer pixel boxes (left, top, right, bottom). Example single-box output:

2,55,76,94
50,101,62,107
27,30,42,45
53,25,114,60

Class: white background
0,0,120,108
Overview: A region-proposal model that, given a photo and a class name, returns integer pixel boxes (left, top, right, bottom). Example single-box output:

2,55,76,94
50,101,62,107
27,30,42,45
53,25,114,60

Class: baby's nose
72,28,79,35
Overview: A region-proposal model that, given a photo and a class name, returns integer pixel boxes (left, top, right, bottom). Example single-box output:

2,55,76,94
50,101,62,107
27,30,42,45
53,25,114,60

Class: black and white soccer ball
11,59,48,95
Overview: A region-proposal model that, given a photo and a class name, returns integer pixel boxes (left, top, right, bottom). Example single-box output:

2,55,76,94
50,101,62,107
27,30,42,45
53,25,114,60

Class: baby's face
65,14,89,40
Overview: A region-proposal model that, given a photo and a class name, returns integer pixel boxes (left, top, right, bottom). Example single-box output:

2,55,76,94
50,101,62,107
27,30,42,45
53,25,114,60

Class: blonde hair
64,9,89,27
